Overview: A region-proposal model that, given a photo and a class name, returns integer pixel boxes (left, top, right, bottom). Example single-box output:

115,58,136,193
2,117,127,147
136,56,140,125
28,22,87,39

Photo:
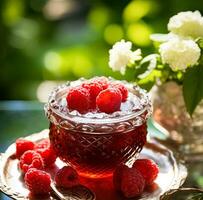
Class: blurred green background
1,0,203,101
1,1,203,199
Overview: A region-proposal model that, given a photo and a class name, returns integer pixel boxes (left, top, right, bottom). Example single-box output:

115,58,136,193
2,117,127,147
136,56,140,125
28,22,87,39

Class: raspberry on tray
24,168,51,195
133,159,159,185
113,164,129,190
35,139,57,167
121,168,145,198
55,166,79,188
113,164,145,198
19,150,44,173
16,139,35,159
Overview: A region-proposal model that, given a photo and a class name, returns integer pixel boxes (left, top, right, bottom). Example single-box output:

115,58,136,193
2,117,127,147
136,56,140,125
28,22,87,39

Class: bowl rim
45,77,152,125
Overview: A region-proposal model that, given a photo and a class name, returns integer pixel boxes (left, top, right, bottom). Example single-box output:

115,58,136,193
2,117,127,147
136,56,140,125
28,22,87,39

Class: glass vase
152,81,203,161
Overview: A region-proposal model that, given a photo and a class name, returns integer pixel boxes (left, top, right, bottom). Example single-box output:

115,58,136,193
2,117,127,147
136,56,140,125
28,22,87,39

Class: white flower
159,38,201,71
109,40,142,75
168,11,203,39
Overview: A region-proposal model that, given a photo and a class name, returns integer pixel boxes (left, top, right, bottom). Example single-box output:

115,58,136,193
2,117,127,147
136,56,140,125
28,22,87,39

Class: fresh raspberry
66,86,90,113
121,168,145,198
82,82,103,109
109,83,128,102
133,159,159,185
113,164,129,190
91,77,109,89
96,88,122,113
19,150,44,173
35,139,50,149
35,139,57,167
16,139,35,159
55,166,79,188
24,168,51,195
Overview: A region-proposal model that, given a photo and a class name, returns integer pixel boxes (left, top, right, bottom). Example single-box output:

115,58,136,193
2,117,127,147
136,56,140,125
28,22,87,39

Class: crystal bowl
45,78,152,178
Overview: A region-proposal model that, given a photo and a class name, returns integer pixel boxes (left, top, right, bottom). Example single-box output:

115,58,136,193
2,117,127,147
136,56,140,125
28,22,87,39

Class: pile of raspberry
15,138,80,196
66,77,128,114
16,138,159,198
113,159,159,198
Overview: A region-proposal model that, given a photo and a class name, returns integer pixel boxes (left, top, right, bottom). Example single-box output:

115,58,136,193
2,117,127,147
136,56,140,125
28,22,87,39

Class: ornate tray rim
0,129,188,200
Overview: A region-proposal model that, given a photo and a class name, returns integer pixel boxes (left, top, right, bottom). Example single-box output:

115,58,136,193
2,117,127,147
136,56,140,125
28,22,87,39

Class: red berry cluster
15,138,79,196
16,138,159,198
66,77,129,114
113,159,159,198
16,139,55,195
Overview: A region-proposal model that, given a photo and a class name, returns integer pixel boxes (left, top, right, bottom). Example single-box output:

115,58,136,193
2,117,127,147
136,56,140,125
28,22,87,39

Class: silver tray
0,130,187,200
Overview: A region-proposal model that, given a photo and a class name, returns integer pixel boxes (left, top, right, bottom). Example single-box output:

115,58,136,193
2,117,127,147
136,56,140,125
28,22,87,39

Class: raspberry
133,159,159,185
82,82,103,109
113,164,129,190
19,150,44,173
91,77,109,89
109,83,128,102
66,86,90,113
121,168,145,198
96,88,122,113
16,139,35,159
35,139,57,167
24,168,51,195
35,139,50,149
55,166,79,188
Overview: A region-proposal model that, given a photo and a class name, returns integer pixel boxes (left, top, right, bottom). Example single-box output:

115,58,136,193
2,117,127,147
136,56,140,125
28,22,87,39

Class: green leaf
183,65,203,116
137,80,155,91
196,38,203,49
187,193,203,200
137,54,159,79
134,61,149,78
137,69,162,91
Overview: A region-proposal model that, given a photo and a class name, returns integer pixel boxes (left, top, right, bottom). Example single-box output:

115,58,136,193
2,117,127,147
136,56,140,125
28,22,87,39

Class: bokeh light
1,0,203,100
43,0,79,20
44,51,63,76
10,18,40,49
127,22,153,46
2,0,24,26
37,81,62,102
88,6,111,30
104,24,124,44
123,0,158,22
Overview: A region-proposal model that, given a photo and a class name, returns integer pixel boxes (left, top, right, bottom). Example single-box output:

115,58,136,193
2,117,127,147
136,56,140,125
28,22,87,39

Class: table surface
0,101,202,200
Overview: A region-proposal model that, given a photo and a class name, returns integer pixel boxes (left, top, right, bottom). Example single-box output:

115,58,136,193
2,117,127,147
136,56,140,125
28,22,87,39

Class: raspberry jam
45,78,151,178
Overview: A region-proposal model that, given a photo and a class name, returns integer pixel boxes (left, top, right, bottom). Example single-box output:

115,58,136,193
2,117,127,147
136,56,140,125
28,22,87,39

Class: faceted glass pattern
49,123,147,178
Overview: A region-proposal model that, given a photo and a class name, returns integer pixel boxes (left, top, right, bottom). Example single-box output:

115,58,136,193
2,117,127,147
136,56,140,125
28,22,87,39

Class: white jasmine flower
159,38,201,71
109,40,142,75
168,11,203,39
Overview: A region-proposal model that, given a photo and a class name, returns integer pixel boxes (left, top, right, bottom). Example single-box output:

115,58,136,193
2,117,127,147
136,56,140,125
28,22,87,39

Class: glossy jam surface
49,123,147,178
